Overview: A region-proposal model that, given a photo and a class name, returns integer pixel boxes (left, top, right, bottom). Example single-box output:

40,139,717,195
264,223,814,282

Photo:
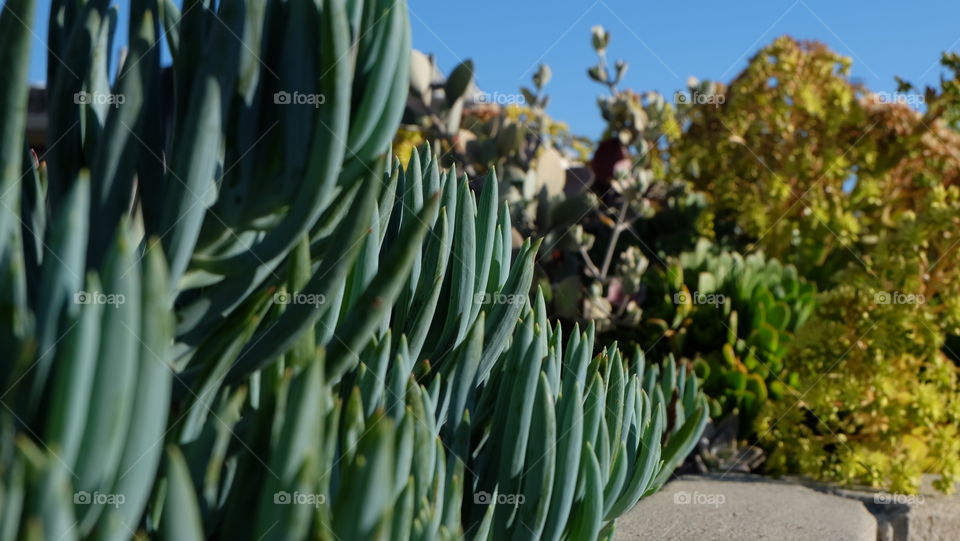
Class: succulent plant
529,28,711,331
0,1,707,539
679,415,764,475
627,239,816,429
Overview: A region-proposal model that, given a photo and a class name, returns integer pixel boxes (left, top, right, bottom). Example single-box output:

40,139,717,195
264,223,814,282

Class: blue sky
25,0,960,137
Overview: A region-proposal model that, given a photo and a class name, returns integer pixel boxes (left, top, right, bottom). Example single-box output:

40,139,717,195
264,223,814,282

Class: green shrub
759,183,960,494
695,40,960,494
759,285,960,494
672,36,960,287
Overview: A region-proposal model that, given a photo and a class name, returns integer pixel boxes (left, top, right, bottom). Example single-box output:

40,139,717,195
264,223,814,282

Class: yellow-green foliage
861,183,960,334
674,37,864,276
760,177,960,494
665,35,960,492
673,36,960,286
758,285,960,494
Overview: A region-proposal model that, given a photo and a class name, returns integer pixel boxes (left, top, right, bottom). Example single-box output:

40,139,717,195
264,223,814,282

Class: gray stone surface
614,474,877,541
801,475,960,541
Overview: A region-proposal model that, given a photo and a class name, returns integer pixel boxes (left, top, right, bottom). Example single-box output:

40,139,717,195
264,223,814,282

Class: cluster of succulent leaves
413,26,960,493
0,0,709,539
620,240,816,431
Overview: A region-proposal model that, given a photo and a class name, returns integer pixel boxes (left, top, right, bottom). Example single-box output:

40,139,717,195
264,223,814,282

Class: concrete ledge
800,475,960,541
615,474,877,541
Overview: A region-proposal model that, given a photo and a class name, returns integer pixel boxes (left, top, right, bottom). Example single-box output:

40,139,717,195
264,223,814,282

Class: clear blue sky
25,0,960,137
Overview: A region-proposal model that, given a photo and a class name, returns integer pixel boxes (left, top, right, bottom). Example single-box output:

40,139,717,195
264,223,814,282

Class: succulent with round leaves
603,239,815,433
